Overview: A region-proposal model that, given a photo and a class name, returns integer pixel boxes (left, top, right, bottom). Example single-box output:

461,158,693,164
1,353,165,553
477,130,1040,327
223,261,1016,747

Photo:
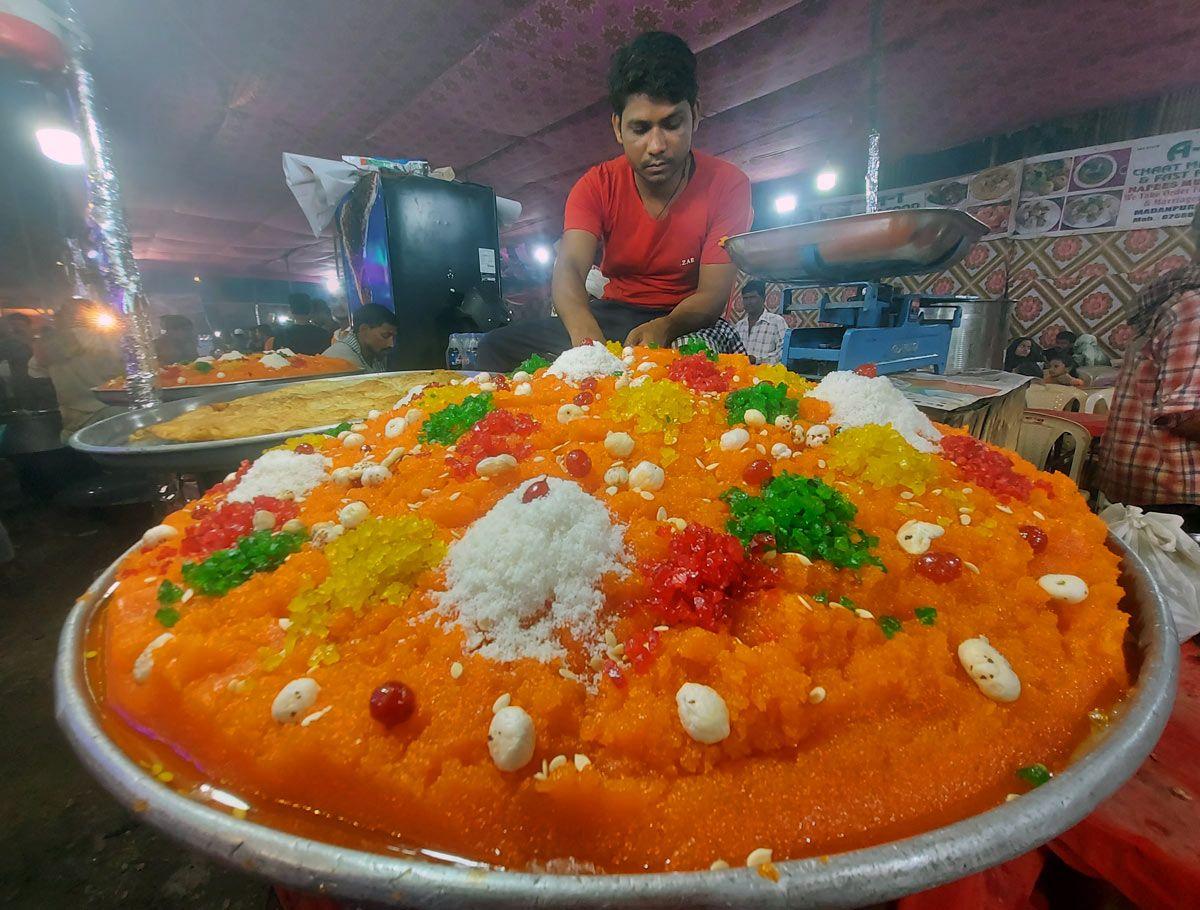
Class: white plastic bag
1100,501,1200,640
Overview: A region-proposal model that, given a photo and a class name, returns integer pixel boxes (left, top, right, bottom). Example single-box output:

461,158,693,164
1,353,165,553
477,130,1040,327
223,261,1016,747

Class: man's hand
625,318,674,349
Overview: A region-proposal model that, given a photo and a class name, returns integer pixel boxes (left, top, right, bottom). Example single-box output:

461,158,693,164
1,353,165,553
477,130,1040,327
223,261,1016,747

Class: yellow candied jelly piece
609,379,695,444
604,340,624,356
825,424,940,494
266,517,446,667
276,432,333,451
754,363,814,397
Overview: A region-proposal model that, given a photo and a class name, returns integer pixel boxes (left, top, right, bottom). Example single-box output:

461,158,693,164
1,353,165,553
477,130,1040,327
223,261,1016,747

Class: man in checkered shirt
733,280,789,365
1097,207,1200,532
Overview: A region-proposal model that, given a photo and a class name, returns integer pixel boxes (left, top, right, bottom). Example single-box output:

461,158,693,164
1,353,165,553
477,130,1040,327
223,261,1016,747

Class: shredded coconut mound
228,450,331,502
806,371,942,452
436,477,627,662
546,344,626,382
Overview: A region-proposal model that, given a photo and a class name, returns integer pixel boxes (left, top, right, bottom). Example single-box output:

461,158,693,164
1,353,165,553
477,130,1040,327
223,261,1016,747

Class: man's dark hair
353,304,398,330
1054,330,1077,346
288,293,313,316
742,279,767,298
608,32,698,117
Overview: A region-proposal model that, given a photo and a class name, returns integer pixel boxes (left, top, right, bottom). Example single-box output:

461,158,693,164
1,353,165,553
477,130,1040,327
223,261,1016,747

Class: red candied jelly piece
743,459,773,486
1018,525,1048,553
913,552,964,583
290,356,307,367
602,658,626,688
639,524,776,630
522,478,550,503
492,374,511,391
581,338,595,346
447,409,539,478
580,377,598,393
369,681,416,727
564,449,592,477
180,495,298,557
294,443,315,454
624,628,662,673
573,390,594,406
939,434,1033,502
853,362,879,377
666,353,733,392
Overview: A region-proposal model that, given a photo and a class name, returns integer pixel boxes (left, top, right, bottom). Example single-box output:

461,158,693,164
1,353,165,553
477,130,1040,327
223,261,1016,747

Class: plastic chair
1024,383,1088,412
1016,412,1091,485
1084,389,1113,415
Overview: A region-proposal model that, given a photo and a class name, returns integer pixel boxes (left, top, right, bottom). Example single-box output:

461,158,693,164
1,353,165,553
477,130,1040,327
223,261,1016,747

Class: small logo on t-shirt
681,257,696,267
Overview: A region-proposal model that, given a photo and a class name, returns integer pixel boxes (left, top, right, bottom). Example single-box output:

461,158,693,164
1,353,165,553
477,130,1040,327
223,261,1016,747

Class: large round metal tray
55,536,1177,908
70,370,436,473
91,368,363,406
723,208,988,285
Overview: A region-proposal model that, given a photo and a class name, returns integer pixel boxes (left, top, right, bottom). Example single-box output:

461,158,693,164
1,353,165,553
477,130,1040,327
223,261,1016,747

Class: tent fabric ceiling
78,0,1200,281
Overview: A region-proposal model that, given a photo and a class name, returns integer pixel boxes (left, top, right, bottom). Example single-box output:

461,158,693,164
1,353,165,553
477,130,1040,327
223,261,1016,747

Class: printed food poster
1119,130,1200,229
775,128,1197,240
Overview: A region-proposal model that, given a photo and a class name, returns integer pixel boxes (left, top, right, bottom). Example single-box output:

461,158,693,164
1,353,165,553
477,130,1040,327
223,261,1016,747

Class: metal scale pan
722,208,988,286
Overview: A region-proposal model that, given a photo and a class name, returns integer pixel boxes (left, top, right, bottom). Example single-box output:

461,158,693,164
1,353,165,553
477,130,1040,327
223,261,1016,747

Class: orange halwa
96,348,1129,872
99,350,357,390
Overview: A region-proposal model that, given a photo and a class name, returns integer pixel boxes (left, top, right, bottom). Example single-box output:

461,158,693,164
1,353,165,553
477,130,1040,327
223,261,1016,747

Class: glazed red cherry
294,443,315,454
1018,525,1048,553
854,362,879,377
564,449,592,477
914,552,963,583
369,681,415,727
743,459,773,486
573,390,594,406
522,478,550,503
580,377,598,393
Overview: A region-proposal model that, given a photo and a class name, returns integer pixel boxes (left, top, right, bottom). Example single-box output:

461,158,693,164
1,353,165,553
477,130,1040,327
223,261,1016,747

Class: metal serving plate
70,371,433,474
55,537,1177,909
723,209,989,285
91,368,363,406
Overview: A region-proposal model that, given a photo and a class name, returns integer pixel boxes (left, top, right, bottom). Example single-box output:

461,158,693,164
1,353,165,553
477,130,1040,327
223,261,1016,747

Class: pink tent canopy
78,0,1200,280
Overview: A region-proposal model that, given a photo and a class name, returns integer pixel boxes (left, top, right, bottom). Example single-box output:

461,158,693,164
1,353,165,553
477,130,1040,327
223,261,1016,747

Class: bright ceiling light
815,169,838,192
35,127,84,166
324,274,340,293
193,275,201,283
277,315,291,324
92,310,117,330
774,193,798,215
532,245,551,265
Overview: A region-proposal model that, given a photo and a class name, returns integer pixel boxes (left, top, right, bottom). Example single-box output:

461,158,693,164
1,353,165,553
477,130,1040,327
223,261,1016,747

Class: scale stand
783,281,975,378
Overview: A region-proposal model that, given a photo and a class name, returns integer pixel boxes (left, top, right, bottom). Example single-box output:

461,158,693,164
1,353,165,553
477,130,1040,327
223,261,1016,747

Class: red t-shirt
563,150,752,308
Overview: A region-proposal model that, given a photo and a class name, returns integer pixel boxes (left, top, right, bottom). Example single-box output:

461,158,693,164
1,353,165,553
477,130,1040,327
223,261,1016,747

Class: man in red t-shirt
476,31,752,371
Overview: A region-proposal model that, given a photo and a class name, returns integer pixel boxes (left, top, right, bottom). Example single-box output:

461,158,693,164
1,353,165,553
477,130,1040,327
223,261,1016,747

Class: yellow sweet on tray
95,345,1128,873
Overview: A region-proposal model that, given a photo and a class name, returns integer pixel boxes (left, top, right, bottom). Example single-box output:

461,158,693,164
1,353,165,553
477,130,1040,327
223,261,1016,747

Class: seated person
1003,335,1043,373
156,315,198,365
1043,353,1084,388
734,280,788,365
275,294,334,355
323,304,397,372
476,31,751,372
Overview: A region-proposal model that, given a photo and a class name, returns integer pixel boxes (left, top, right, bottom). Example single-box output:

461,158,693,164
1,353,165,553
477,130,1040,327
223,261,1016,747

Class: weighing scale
723,208,989,378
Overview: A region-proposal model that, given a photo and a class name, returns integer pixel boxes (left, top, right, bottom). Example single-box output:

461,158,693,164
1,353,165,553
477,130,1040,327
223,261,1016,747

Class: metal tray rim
54,536,1177,909
70,370,444,457
91,367,365,405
